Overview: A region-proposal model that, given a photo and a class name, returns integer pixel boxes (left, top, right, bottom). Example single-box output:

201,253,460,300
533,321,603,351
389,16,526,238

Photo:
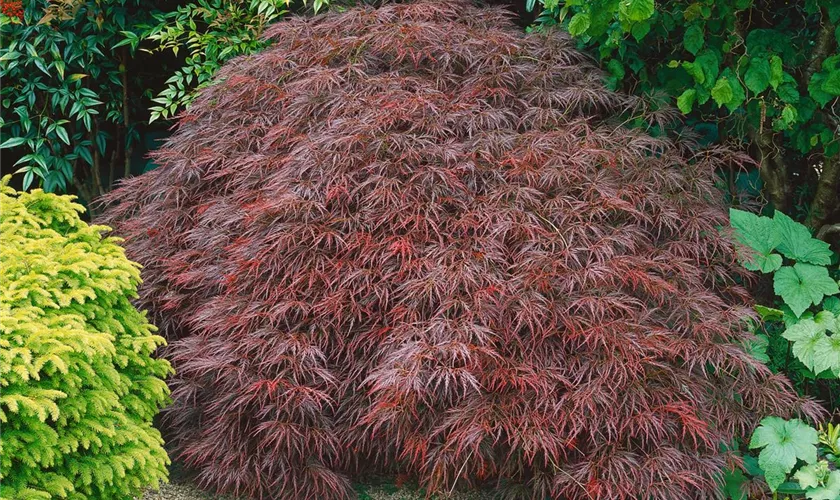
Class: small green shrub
0,176,172,499
730,208,840,379
726,209,840,499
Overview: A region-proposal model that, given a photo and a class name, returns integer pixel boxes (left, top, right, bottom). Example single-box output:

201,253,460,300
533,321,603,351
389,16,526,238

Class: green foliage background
0,177,172,499
0,0,311,208
729,208,840,498
532,0,840,232
3,0,838,233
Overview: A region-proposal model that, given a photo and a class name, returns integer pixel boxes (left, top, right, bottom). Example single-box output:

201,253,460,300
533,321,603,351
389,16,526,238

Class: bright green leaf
712,77,733,107
783,318,826,371
677,88,697,113
756,304,784,321
682,61,706,85
720,68,746,111
769,55,783,89
774,263,840,317
568,13,591,36
620,0,655,22
730,208,783,272
750,417,818,492
777,104,797,129
774,211,834,265
811,336,840,376
795,461,828,490
814,310,839,333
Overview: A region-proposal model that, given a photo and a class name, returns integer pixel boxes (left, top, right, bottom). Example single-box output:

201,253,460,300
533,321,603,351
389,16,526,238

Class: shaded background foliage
0,0,323,212
529,0,840,236
1,0,838,237
101,1,820,498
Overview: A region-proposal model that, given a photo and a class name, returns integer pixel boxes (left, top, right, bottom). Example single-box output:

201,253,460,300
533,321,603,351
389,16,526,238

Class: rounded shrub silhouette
101,2,820,498
1,178,172,499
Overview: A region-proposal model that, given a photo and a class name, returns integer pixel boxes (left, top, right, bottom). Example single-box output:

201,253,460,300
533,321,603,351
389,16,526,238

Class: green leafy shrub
0,176,172,499
0,0,157,199
738,417,840,499
139,0,329,123
727,209,840,498
0,0,327,198
731,208,840,373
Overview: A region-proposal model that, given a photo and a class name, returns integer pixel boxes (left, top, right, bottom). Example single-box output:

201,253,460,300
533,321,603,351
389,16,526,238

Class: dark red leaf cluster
1,0,23,20
100,2,820,498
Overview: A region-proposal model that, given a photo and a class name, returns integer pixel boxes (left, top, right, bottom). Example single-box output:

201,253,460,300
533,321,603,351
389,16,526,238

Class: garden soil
142,477,493,499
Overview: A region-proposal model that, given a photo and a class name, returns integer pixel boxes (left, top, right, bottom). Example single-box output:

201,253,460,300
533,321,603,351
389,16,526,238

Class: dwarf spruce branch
0,176,172,499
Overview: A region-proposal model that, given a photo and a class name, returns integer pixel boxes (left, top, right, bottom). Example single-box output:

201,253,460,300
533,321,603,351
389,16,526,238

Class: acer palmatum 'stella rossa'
100,1,820,498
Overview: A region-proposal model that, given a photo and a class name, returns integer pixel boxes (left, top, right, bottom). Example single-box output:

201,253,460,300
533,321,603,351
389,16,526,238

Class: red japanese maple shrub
99,1,820,498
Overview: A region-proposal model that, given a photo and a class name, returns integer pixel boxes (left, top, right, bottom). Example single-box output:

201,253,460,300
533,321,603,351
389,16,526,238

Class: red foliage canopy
101,2,819,498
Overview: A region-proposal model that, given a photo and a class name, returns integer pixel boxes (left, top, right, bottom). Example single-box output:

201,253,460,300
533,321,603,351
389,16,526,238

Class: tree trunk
750,125,789,212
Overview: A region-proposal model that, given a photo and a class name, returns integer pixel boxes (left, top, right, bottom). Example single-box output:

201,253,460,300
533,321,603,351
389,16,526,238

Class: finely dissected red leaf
99,2,820,498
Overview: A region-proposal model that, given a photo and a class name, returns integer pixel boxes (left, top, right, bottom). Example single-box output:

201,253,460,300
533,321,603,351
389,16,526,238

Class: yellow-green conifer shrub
0,177,172,499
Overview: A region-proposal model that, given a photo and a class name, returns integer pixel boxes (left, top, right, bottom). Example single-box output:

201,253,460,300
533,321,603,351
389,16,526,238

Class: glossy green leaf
54,127,69,146
0,137,27,149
